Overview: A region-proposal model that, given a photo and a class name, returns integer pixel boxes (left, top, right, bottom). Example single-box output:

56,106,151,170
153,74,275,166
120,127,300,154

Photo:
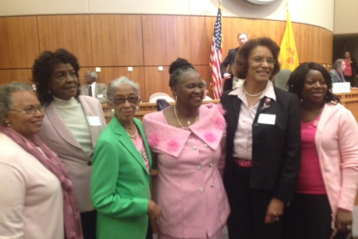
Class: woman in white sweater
0,82,83,239
32,49,106,239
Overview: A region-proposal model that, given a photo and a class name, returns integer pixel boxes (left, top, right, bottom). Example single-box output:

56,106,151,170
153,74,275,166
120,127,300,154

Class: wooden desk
336,89,358,122
102,100,220,123
102,93,358,123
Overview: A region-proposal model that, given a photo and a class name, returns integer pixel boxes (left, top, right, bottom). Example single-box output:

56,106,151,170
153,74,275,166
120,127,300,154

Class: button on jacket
143,104,230,238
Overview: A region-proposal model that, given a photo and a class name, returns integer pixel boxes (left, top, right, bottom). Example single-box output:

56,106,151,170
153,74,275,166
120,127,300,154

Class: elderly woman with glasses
91,76,162,239
220,37,301,239
32,49,106,239
0,82,83,239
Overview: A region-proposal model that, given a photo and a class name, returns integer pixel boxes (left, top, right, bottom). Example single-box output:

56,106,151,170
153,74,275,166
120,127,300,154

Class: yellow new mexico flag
279,11,299,71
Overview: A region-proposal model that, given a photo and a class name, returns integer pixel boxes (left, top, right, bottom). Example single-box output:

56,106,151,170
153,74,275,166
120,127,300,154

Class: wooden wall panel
220,18,334,66
144,67,172,101
142,16,190,66
190,16,215,65
90,15,143,67
0,14,334,102
37,15,93,67
0,69,32,85
0,17,40,68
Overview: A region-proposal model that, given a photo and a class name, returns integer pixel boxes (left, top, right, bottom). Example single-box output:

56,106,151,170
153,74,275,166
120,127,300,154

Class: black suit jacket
221,47,239,92
220,47,239,76
220,87,301,201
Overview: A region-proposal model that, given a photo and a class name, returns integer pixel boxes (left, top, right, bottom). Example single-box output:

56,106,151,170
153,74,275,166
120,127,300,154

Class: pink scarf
0,127,83,239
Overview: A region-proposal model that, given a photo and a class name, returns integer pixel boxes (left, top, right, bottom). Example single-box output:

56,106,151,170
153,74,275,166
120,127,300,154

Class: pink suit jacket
143,104,230,238
37,96,106,212
316,103,358,227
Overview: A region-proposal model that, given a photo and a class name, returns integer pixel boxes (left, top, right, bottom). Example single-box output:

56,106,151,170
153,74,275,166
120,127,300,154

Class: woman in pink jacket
143,58,230,239
284,62,358,239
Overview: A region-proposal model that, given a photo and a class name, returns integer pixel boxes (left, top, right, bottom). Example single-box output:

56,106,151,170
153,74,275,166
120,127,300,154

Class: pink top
143,104,230,238
229,80,276,160
296,117,326,194
344,59,352,76
131,130,150,173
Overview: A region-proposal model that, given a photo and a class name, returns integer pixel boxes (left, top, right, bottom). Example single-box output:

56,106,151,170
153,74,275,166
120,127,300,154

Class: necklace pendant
187,120,191,126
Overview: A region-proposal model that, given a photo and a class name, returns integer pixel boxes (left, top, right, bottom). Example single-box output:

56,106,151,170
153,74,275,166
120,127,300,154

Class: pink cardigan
315,103,358,225
143,104,230,238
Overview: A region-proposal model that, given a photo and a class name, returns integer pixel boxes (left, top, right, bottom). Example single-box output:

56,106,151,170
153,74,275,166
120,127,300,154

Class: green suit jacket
91,117,152,239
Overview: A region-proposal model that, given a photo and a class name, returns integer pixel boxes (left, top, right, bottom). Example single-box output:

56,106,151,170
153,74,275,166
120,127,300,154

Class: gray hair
332,59,344,70
0,82,33,126
107,76,140,101
89,71,98,81
237,31,248,39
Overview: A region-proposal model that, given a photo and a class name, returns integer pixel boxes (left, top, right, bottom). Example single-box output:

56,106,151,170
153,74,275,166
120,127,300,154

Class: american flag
210,1,223,99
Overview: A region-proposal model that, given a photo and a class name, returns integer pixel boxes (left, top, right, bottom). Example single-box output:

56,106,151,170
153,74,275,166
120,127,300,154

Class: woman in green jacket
91,77,162,239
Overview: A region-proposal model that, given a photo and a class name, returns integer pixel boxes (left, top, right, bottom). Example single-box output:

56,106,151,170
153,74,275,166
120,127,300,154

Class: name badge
86,116,102,126
258,114,276,125
332,82,350,93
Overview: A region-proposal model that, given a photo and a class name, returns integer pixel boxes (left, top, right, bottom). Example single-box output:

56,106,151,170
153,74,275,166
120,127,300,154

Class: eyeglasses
250,56,276,65
10,105,44,115
112,96,139,105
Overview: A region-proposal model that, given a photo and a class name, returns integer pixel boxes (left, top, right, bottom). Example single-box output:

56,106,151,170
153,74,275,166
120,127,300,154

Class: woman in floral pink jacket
143,58,230,239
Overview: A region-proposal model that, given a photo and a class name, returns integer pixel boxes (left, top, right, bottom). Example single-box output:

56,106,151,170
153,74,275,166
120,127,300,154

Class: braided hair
169,58,198,88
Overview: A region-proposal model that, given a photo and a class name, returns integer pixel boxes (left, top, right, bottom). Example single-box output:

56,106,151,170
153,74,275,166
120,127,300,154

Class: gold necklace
174,105,199,127
126,124,137,138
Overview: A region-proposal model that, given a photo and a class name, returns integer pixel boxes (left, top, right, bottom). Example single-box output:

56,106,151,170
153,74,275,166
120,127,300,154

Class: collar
144,104,226,157
89,82,96,87
229,80,276,102
52,96,78,108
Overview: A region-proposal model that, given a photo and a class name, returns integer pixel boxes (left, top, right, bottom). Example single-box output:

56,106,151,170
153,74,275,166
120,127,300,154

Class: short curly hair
0,82,33,126
233,37,281,80
169,58,198,88
287,62,340,103
32,49,80,106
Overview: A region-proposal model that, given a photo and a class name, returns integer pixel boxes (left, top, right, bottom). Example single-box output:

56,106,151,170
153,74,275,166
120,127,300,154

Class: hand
148,200,162,222
223,73,232,79
265,197,284,224
335,208,352,233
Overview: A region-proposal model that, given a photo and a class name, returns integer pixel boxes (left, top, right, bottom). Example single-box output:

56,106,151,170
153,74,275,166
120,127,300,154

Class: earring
175,95,177,101
136,106,139,110
5,121,11,127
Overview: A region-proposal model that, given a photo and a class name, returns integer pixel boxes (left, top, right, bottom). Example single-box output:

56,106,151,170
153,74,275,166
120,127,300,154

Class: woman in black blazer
220,37,301,239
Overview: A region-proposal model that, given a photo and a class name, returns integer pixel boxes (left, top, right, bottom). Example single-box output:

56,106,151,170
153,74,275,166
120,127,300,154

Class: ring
347,224,352,230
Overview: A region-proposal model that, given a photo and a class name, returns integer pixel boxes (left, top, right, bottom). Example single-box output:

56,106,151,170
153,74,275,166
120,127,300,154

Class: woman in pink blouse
285,62,358,239
343,51,358,87
143,58,230,239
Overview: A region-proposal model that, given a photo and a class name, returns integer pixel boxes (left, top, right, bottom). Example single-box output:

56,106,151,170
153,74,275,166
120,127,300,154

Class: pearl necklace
174,106,199,128
126,124,137,138
243,86,265,97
